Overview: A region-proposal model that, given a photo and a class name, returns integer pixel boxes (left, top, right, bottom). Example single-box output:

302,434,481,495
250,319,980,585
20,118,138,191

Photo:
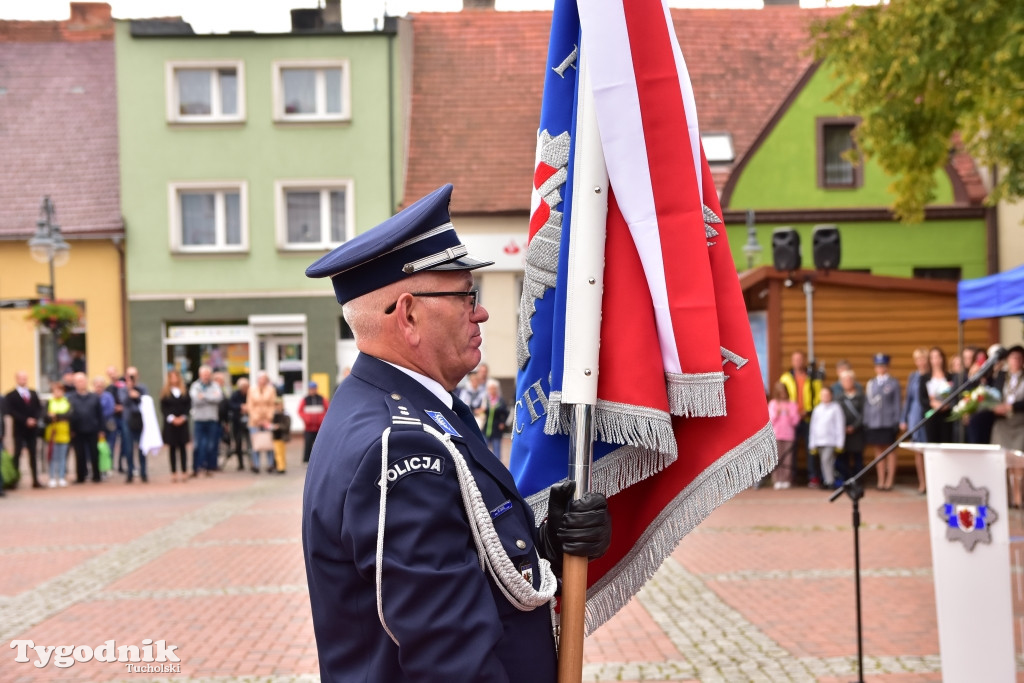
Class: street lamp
28,196,71,381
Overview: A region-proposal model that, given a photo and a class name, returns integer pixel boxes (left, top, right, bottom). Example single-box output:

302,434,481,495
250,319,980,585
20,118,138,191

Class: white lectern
902,442,1017,682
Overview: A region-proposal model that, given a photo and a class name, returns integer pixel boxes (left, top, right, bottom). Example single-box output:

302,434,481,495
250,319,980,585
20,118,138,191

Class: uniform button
515,539,527,549
390,393,401,400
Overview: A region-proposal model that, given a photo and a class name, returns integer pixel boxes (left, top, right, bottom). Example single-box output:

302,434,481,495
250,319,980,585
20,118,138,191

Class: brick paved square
0,549,104,596
1,515,174,550
192,511,301,543
1,441,1015,681
708,575,938,658
702,487,931,531
674,528,931,575
103,543,306,592
585,597,684,663
5,594,318,681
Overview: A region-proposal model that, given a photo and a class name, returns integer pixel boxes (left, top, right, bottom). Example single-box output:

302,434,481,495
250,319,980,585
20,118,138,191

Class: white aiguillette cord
375,425,557,645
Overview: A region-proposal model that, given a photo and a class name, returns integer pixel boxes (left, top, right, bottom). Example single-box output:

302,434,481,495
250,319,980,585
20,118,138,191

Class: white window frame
272,59,351,123
275,179,355,251
169,180,249,254
165,60,246,123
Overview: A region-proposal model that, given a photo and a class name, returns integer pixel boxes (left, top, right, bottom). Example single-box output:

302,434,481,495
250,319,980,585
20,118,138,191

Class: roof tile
0,32,121,236
404,7,984,213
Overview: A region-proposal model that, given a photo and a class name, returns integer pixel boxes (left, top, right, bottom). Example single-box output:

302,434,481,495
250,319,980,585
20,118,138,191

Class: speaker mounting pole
803,276,816,371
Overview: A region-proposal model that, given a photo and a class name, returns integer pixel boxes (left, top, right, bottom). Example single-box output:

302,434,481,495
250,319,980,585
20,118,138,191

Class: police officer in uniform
302,184,611,682
863,352,902,490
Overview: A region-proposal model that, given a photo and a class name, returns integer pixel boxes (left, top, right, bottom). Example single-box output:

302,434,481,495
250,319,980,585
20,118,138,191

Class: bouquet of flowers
948,385,1002,421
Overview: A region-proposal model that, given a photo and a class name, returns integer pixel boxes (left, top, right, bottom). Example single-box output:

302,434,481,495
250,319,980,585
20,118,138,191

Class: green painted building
719,65,989,280
115,13,410,418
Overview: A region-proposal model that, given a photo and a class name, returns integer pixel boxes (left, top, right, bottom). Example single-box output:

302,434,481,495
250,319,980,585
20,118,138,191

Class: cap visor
428,255,494,272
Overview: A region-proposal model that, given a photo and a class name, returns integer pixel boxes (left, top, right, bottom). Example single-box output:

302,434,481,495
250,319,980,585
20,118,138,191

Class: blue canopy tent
952,264,1024,443
958,263,1024,322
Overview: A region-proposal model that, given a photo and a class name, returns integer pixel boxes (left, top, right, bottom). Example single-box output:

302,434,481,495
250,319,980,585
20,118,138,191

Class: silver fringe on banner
526,438,680,521
543,393,677,456
580,420,778,635
666,371,727,418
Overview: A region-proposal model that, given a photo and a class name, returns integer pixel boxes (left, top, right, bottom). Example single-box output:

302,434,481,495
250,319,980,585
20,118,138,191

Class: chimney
763,0,800,5
68,3,112,28
291,7,323,31
463,0,496,9
323,0,341,27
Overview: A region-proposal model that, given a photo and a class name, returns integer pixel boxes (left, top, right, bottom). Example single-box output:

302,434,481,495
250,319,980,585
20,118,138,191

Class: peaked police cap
305,184,493,304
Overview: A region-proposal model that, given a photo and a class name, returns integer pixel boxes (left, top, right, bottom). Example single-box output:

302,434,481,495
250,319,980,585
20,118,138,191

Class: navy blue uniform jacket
302,354,557,682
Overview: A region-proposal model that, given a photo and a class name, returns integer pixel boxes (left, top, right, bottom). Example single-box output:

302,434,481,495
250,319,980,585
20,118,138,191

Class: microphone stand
827,362,994,683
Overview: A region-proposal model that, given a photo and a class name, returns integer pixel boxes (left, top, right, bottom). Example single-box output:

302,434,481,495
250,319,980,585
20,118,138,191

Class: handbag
252,429,273,452
98,436,112,473
1,450,19,489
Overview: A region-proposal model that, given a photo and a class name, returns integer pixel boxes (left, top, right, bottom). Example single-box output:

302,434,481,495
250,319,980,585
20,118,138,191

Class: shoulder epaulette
384,392,423,431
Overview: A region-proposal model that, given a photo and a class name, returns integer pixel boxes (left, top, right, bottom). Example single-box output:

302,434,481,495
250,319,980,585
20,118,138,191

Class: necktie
451,395,487,446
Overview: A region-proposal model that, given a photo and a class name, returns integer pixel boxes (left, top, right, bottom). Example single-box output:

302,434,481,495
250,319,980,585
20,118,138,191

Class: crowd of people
0,365,331,492
769,345,1024,498
453,363,511,460
6,342,1020,498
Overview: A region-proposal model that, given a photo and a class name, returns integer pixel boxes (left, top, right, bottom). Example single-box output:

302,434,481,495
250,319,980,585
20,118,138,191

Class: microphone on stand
970,344,1008,381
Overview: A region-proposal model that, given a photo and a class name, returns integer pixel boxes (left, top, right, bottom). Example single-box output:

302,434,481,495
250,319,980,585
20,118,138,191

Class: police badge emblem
425,410,462,438
937,477,998,552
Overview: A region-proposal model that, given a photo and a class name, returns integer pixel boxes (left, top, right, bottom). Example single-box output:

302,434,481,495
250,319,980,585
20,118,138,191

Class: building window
169,182,248,253
165,324,251,387
166,61,245,123
273,60,350,122
702,132,734,164
275,180,354,250
816,117,862,189
38,301,87,394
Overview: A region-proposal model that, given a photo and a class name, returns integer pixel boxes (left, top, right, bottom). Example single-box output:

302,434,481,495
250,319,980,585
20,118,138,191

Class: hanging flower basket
26,301,82,343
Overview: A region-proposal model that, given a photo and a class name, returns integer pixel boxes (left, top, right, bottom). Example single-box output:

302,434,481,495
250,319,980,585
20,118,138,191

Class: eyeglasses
384,290,479,315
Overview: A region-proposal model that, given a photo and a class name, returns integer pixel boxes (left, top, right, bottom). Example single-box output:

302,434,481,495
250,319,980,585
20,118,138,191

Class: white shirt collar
382,360,453,409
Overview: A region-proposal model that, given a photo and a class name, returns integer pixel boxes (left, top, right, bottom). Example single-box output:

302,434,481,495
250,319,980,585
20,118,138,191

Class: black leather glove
537,481,612,574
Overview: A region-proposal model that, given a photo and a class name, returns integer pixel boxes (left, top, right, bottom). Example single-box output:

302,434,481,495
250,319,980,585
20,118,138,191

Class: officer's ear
390,294,423,345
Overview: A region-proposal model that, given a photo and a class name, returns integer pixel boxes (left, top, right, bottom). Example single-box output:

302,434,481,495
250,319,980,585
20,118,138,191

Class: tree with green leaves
811,0,1024,223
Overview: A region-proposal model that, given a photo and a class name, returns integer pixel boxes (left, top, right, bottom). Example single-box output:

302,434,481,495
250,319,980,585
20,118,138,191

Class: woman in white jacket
809,386,846,488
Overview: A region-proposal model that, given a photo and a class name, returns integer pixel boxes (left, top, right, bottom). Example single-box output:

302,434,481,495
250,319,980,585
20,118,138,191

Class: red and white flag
511,0,776,633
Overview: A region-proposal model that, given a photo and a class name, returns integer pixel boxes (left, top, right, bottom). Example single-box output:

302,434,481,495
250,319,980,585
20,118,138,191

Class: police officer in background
302,184,611,682
863,352,902,490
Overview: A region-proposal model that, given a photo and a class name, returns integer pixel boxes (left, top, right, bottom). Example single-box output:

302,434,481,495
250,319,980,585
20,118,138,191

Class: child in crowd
768,381,801,489
46,383,73,488
809,386,846,488
271,398,291,474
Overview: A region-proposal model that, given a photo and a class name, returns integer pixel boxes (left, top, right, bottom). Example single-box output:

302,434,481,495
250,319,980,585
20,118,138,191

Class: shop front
162,314,309,430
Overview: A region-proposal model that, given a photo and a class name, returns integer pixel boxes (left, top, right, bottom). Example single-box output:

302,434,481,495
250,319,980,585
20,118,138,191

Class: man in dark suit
302,185,611,682
5,371,43,488
68,372,105,483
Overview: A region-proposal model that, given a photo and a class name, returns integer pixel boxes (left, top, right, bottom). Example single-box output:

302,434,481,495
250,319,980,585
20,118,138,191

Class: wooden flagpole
556,44,608,683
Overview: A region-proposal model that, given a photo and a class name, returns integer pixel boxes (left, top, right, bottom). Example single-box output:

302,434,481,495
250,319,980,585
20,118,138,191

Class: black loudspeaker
771,228,801,271
812,224,841,271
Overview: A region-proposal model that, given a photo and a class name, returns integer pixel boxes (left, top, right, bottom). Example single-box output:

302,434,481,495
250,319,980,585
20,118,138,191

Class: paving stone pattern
1,446,1021,681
